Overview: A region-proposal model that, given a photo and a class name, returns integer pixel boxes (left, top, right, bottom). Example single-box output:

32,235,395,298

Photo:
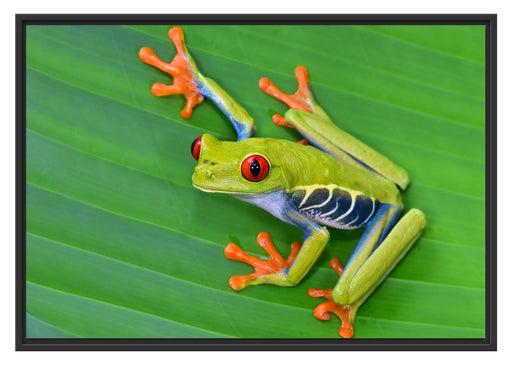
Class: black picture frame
16,13,497,351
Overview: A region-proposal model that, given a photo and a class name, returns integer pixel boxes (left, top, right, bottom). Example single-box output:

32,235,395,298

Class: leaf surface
26,24,485,338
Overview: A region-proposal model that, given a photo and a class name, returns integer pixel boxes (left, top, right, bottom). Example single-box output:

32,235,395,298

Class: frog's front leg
225,203,329,290
139,26,255,140
309,206,426,338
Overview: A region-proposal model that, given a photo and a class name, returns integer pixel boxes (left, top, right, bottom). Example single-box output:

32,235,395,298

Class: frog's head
191,134,288,195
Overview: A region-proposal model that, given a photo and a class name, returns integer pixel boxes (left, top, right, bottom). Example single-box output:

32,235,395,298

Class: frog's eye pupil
250,159,261,178
241,155,270,182
191,136,202,160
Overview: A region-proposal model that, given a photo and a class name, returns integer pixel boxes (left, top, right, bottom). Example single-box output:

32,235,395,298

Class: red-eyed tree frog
139,27,426,338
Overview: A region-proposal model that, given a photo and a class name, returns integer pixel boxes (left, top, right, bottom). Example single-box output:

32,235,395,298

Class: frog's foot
259,66,315,129
308,258,357,338
139,27,204,119
224,232,301,291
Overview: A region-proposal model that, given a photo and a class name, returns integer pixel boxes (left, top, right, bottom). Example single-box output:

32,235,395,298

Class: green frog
139,26,426,338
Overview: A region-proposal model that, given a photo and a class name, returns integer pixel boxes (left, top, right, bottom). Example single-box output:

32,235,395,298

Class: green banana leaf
25,24,486,339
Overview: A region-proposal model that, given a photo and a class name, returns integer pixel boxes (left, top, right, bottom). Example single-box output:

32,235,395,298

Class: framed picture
16,14,496,350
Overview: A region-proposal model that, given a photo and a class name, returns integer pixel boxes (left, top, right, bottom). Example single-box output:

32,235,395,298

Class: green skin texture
142,28,427,334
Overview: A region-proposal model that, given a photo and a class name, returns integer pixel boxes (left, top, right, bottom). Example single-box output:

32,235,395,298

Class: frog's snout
194,159,218,180
192,159,221,192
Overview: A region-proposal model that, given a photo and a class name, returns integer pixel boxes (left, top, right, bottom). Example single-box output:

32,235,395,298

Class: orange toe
139,26,204,119
224,233,301,291
308,258,356,338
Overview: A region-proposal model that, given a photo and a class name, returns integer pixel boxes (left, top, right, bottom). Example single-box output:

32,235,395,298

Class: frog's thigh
282,110,373,174
332,208,426,305
284,109,410,189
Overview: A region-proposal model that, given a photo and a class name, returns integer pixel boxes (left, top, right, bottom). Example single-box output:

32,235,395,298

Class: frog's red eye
241,155,270,182
191,136,202,160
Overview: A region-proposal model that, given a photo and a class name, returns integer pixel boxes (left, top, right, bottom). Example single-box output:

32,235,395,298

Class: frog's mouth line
192,183,279,195
192,183,236,194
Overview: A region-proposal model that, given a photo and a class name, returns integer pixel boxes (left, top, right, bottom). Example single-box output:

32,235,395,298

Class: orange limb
224,232,301,291
259,66,314,113
260,66,316,143
308,258,356,338
139,27,204,119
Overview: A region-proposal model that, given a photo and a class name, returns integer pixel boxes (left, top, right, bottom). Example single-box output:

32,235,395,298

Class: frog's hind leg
307,258,355,338
308,208,426,338
258,67,322,146
259,66,409,189
259,66,330,128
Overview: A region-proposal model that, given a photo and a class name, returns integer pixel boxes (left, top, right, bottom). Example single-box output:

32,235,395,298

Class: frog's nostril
204,169,214,179
195,164,215,179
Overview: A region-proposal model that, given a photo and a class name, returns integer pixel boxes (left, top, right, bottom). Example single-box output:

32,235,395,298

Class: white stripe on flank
319,199,339,218
334,192,356,222
347,213,361,226
299,187,333,211
360,199,376,225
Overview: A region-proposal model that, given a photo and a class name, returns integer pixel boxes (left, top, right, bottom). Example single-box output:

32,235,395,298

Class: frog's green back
247,137,401,204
